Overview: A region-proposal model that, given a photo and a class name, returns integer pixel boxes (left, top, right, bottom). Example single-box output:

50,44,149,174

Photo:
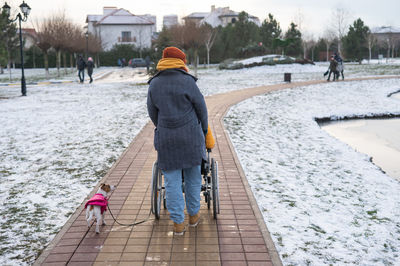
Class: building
371,26,400,43
371,26,400,58
183,5,260,28
163,15,178,29
86,7,156,51
20,28,37,49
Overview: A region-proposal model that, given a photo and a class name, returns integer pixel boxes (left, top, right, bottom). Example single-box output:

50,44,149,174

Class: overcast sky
4,0,399,36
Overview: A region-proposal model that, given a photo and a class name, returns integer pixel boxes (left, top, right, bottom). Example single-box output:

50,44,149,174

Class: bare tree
366,31,376,63
201,24,217,67
323,28,336,61
293,8,307,59
48,12,70,77
330,7,351,56
88,34,102,67
303,33,316,60
32,18,53,78
169,21,204,77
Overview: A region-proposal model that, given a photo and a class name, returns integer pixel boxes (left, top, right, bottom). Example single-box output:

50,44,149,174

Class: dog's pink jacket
85,193,108,214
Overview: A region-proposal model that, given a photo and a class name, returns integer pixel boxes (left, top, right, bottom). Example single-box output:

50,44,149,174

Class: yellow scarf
156,58,189,72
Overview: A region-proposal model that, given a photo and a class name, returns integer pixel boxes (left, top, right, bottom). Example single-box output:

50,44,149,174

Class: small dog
85,183,115,233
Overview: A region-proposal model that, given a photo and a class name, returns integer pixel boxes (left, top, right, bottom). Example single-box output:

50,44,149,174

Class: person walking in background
145,55,151,74
147,47,208,235
334,52,344,80
77,55,86,83
327,55,338,81
87,57,94,83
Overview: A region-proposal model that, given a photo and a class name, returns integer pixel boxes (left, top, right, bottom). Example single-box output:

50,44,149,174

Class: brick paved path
35,76,399,266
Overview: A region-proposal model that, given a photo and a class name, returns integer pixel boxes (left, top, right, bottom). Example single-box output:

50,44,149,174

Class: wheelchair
151,149,220,220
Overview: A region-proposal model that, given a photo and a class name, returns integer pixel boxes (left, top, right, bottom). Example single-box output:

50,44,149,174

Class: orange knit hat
162,47,186,63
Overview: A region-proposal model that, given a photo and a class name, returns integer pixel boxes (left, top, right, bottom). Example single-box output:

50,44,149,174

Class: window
121,31,131,42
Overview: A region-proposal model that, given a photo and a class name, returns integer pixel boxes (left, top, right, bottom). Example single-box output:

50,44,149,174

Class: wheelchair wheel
151,161,163,219
211,158,220,219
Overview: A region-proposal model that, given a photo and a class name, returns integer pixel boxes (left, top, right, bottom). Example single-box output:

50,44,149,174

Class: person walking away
145,55,151,74
87,57,94,83
147,47,209,235
77,55,86,83
327,55,338,81
334,52,344,80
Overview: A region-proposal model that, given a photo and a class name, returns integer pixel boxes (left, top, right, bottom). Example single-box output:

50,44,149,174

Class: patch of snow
0,63,399,265
224,79,400,265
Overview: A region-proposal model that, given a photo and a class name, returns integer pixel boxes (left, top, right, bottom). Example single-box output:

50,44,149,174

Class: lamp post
2,1,31,96
85,31,89,60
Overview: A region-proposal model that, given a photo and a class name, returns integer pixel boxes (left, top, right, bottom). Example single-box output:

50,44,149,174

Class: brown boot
189,213,201,227
173,222,186,236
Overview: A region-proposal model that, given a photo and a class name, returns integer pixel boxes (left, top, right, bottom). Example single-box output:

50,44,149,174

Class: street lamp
2,1,31,96
85,31,89,60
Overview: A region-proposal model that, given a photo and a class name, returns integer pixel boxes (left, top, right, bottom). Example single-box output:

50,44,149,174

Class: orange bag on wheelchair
205,124,215,149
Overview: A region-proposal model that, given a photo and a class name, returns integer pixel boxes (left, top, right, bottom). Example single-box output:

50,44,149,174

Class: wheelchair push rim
151,161,164,219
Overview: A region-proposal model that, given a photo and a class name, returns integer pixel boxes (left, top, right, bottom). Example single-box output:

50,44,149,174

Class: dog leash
106,204,154,227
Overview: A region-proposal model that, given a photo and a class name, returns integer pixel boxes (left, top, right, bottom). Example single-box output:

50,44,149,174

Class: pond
320,117,400,181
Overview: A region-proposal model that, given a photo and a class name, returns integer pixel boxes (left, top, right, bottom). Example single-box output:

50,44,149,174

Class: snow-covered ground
0,67,116,83
0,81,150,264
0,61,399,265
224,79,400,265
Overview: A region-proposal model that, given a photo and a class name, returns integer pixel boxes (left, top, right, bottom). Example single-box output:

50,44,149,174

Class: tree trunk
44,52,49,79
326,43,330,62
311,47,315,61
96,53,100,68
386,44,390,63
69,53,74,71
57,49,61,77
206,45,210,68
193,49,198,78
7,52,12,81
368,43,372,64
33,48,36,68
63,52,67,74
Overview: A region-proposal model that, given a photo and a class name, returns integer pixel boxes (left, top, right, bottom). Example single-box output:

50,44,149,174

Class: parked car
129,58,148,68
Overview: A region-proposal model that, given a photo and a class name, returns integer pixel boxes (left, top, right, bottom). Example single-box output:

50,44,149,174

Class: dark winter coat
147,69,208,171
77,58,86,71
87,61,94,75
329,60,338,72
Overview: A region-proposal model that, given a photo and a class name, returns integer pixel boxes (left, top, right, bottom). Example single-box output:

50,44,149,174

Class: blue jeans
78,69,85,82
162,165,201,224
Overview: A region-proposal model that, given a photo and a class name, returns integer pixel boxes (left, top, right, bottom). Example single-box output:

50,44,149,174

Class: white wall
90,24,153,51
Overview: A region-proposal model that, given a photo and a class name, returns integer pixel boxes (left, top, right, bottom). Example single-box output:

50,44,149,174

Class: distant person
334,52,344,80
326,56,338,81
122,58,126,67
87,57,94,83
77,55,86,83
145,55,151,73
117,58,122,67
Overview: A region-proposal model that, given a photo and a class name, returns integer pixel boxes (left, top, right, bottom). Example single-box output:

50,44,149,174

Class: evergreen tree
342,18,369,63
260,13,282,52
234,12,259,47
0,10,18,71
284,22,302,57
